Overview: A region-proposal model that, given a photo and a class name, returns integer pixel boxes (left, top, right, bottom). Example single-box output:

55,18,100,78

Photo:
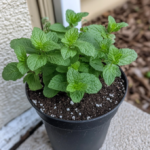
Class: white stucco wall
0,0,32,128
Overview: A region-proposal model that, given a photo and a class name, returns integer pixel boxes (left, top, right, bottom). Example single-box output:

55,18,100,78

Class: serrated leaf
23,73,42,91
14,46,27,62
17,61,29,75
66,9,88,27
74,40,96,57
79,25,103,49
115,22,128,32
47,52,70,66
43,40,61,52
87,24,107,38
118,48,137,66
56,66,68,73
100,38,112,53
69,61,80,71
42,63,56,85
107,45,122,64
31,27,47,49
70,91,85,103
46,32,58,42
103,64,120,86
50,23,68,32
2,62,23,81
10,38,37,54
107,16,117,33
81,73,102,94
48,74,67,92
34,68,42,75
90,57,103,71
27,54,47,71
67,82,87,92
43,86,58,98
89,67,101,77
67,68,80,83
62,28,79,46
61,46,77,60
107,16,128,33
108,34,116,44
70,54,79,64
78,63,89,73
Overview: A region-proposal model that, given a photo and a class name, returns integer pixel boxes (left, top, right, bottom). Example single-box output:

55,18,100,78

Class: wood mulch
83,0,150,113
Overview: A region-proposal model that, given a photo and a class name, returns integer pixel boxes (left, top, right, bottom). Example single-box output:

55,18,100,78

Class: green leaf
86,25,107,38
10,38,37,54
47,52,70,66
108,34,116,44
100,38,112,53
70,54,79,64
56,66,68,73
78,63,89,73
76,12,89,20
67,82,87,92
70,91,85,103
67,68,80,83
103,64,120,86
31,27,47,49
107,45,122,64
50,23,68,32
107,16,128,33
27,54,47,71
70,61,80,71
89,67,101,77
90,57,103,71
74,40,96,57
81,73,102,94
62,28,79,45
61,46,77,60
118,48,137,66
14,46,27,62
43,86,58,98
48,74,67,92
115,22,128,32
34,68,42,75
66,9,88,27
23,73,42,91
17,61,29,75
107,16,117,33
46,32,58,43
57,32,65,39
43,40,61,52
79,25,103,49
42,63,56,85
2,62,23,81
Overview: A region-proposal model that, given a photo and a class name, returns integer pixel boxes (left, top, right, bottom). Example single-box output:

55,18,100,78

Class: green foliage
2,9,137,103
107,16,128,33
2,62,23,81
66,9,88,27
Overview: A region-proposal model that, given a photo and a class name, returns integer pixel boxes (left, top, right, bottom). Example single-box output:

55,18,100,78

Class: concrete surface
17,101,150,150
0,0,32,128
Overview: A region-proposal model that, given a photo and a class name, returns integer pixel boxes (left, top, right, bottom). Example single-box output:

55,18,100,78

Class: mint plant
2,9,137,103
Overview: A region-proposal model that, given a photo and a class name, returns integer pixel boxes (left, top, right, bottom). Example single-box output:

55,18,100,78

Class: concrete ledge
17,102,150,150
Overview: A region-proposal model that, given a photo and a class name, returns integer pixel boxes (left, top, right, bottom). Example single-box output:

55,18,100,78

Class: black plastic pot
26,70,128,150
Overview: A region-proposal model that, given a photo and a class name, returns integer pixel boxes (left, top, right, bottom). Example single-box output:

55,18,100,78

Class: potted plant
2,9,137,150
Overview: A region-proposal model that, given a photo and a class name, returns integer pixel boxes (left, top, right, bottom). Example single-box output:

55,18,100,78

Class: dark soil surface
27,77,125,121
83,0,150,113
